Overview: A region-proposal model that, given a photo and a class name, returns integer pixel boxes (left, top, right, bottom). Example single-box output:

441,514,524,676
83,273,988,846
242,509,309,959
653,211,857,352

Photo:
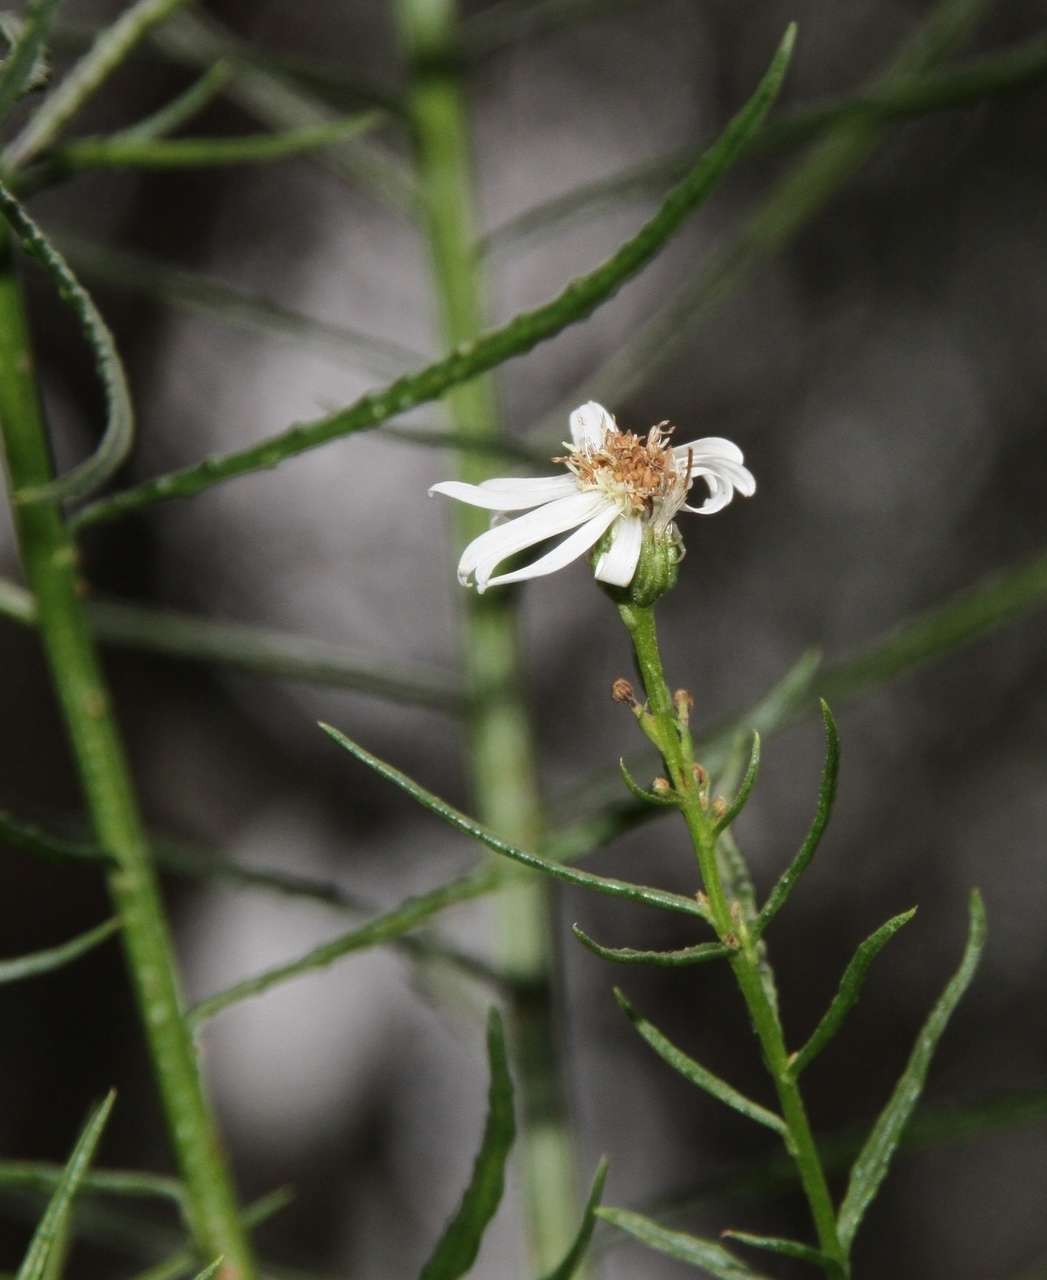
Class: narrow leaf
319,723,707,919
74,25,797,528
0,182,133,504
419,1009,514,1280
16,1091,116,1280
753,701,839,939
713,733,760,835
108,60,234,142
572,926,728,969
791,909,917,1076
722,1230,841,1273
0,917,120,984
596,1208,769,1278
0,1161,183,1206
615,989,787,1138
188,1263,221,1280
187,867,500,1026
4,0,193,169
538,1158,608,1280
0,0,64,120
837,889,988,1249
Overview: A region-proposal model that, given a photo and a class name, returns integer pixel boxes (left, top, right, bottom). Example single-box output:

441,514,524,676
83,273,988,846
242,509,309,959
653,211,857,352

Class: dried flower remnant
429,401,754,593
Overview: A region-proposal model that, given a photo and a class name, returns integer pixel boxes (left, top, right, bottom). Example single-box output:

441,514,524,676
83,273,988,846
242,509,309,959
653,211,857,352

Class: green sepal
596,1208,770,1278
599,525,681,608
836,890,987,1250
572,925,729,968
418,1009,515,1280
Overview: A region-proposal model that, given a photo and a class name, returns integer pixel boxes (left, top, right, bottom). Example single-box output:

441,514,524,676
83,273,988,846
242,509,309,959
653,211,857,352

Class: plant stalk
394,0,582,1270
0,225,256,1280
619,600,848,1275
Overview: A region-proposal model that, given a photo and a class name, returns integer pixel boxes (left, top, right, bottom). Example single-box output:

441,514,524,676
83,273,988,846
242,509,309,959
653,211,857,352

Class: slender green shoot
107,60,234,142
722,1230,843,1274
712,734,760,836
0,917,120,984
596,1208,768,1279
572,927,729,969
538,1159,609,1280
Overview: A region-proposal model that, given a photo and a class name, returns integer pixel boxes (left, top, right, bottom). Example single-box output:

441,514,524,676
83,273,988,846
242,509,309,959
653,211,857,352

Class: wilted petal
569,401,616,450
430,474,576,511
485,505,620,591
594,514,644,587
457,490,609,587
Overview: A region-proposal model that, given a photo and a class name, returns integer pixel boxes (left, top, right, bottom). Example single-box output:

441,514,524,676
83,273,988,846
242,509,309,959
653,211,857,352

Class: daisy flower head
429,402,755,601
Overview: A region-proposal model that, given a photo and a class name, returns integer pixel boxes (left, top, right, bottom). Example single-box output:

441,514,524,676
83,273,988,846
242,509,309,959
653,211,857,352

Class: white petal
485,505,620,591
430,474,576,511
457,490,608,588
674,436,745,465
684,468,734,514
593,515,644,587
569,401,615,450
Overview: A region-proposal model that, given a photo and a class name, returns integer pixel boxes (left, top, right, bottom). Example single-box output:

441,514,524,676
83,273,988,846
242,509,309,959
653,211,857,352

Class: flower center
558,422,680,515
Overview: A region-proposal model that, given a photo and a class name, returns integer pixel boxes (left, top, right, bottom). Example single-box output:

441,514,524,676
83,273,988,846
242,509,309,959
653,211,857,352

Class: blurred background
1,0,1046,1276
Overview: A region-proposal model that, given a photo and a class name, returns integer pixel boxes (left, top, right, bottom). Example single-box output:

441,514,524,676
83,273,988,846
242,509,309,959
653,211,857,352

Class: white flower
429,401,755,593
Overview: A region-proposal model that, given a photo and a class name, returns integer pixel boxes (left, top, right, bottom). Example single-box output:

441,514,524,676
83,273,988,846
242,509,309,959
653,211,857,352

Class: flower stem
618,601,848,1275
0,226,255,1280
394,0,583,1269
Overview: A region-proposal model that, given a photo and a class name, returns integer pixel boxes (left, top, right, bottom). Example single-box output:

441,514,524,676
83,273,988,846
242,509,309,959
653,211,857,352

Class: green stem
619,602,847,1275
394,0,581,1270
0,227,255,1280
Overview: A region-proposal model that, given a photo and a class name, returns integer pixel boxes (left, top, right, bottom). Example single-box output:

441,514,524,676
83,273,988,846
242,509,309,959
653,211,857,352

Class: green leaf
0,1160,183,1207
52,232,425,377
614,989,786,1138
0,575,464,712
753,701,839,939
187,1263,221,1280
4,0,194,170
73,24,796,529
596,1208,769,1278
16,1091,116,1280
790,909,917,1076
721,1230,841,1273
837,889,988,1250
40,110,383,176
418,1009,515,1280
572,926,728,969
0,917,120,984
0,182,133,505
107,60,233,142
186,867,500,1026
0,0,63,120
537,1158,608,1280
319,723,708,920
713,733,760,835
617,758,677,807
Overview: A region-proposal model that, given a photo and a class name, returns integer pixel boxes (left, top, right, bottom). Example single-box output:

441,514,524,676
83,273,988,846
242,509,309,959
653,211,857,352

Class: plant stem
0,226,256,1280
394,0,582,1270
619,601,848,1275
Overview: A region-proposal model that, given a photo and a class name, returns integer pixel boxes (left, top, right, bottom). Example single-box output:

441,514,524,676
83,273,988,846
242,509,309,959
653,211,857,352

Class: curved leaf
537,1158,608,1280
0,0,63,120
572,925,728,969
16,1092,115,1280
753,701,839,939
722,1230,842,1274
0,917,120,984
615,989,786,1138
319,723,707,919
0,182,133,504
713,733,760,835
837,890,987,1249
419,1009,514,1280
791,909,917,1075
596,1208,769,1278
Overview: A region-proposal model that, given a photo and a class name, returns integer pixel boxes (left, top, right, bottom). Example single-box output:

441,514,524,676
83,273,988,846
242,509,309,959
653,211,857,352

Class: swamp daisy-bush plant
0,1,1043,1278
